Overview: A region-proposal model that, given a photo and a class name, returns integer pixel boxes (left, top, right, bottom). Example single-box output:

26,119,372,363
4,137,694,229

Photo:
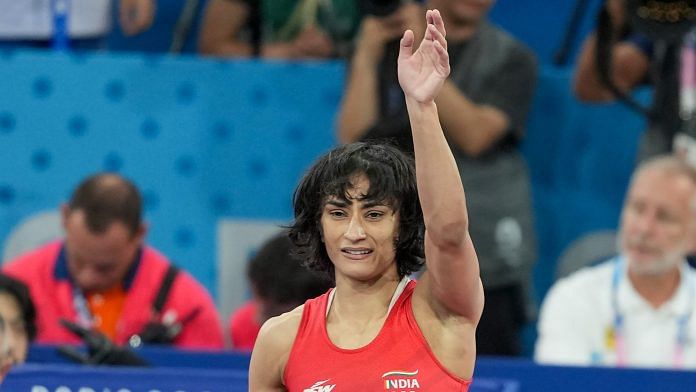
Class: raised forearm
337,53,381,144
407,97,468,244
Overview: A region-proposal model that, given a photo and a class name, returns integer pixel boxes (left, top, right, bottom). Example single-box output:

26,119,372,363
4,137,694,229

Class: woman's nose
344,216,366,240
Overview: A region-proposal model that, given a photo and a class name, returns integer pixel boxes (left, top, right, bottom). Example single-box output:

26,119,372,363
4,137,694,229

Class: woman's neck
329,275,401,324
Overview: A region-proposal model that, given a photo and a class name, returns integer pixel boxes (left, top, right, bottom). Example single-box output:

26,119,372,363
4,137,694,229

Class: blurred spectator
198,0,361,59
535,155,696,368
229,230,332,350
2,173,224,350
336,0,538,356
573,0,696,161
0,0,155,50
0,273,35,382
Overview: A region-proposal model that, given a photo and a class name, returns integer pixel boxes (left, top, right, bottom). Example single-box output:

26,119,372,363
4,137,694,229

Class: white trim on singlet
326,276,412,318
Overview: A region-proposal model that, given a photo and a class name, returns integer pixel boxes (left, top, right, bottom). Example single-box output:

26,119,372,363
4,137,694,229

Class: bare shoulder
257,305,305,350
249,305,305,391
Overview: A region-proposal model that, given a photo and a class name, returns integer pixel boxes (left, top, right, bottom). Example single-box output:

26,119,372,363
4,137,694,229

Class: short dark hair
68,173,142,236
248,230,332,305
289,142,425,280
0,273,37,341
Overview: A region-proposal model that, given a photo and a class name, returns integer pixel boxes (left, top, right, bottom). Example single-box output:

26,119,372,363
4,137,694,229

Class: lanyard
610,257,694,368
72,287,93,328
51,0,71,50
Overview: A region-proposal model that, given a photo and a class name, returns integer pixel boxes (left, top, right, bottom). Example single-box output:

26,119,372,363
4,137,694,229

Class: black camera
360,0,404,17
626,0,696,44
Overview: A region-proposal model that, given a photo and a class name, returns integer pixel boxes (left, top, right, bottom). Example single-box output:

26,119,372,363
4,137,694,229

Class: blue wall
489,0,604,65
0,48,648,308
0,50,341,295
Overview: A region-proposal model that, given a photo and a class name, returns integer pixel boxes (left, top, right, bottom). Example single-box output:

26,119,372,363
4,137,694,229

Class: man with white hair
535,155,696,368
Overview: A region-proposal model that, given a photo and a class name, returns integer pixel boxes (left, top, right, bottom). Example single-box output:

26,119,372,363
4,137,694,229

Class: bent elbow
429,219,469,250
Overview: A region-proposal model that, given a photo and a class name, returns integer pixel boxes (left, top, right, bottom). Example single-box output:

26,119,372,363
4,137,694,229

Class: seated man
0,273,35,382
3,173,224,350
535,155,696,368
228,230,332,350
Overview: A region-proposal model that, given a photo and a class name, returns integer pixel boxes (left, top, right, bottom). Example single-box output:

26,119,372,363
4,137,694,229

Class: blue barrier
5,363,520,392
4,363,249,391
27,344,252,369
475,357,696,392
15,347,696,392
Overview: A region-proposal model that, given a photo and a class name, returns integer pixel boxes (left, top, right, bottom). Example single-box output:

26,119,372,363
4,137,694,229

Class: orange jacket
3,241,224,350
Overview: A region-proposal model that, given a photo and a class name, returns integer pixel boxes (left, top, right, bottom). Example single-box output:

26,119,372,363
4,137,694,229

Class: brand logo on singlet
382,369,420,391
303,379,336,392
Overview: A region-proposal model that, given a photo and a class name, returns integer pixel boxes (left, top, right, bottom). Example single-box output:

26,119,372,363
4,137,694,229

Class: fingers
433,40,451,75
430,9,446,40
402,8,446,62
422,10,446,50
426,24,447,51
399,29,415,60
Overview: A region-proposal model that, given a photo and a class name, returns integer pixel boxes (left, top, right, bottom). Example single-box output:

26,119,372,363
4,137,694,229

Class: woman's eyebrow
325,199,349,208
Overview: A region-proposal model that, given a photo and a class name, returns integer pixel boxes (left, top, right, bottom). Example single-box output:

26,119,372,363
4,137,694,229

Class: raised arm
400,10,483,322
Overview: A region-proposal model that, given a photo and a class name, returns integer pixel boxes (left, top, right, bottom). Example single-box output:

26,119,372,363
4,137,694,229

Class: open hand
397,9,450,103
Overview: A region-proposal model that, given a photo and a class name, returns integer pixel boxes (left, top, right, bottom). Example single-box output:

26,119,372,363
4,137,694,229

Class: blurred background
0,0,658,361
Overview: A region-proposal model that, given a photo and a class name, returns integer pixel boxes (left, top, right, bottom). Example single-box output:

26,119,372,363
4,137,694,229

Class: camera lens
360,0,402,17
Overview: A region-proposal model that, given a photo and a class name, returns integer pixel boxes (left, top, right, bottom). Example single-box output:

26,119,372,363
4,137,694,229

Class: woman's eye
330,210,346,218
366,211,384,219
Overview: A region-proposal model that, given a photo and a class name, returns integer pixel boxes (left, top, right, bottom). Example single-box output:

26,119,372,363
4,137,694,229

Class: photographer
337,0,538,356
574,0,696,161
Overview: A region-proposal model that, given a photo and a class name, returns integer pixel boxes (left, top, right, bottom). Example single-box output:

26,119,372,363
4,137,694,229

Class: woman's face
320,174,401,284
0,292,29,381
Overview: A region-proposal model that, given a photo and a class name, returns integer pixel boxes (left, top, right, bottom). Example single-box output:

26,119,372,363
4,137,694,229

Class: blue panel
0,50,342,296
0,51,652,338
490,0,604,64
